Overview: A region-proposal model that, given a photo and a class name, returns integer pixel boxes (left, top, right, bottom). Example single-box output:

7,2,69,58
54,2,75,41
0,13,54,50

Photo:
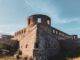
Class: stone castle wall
13,14,78,60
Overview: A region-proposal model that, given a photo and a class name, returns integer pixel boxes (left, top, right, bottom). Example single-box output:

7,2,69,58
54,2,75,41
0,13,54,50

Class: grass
0,56,16,60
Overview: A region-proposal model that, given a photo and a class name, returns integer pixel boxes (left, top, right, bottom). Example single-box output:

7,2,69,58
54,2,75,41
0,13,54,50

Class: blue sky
0,0,80,37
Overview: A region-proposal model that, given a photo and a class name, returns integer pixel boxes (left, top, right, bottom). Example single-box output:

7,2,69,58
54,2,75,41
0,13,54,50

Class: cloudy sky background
0,0,80,37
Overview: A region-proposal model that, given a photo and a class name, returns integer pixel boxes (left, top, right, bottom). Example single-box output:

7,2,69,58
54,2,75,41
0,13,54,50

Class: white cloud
24,0,58,18
53,17,80,24
24,0,80,26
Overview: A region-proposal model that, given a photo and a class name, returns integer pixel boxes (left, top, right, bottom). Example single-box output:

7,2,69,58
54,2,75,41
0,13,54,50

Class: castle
13,14,78,60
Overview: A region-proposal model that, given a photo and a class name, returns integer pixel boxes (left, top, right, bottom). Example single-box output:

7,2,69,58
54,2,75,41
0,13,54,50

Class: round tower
27,14,51,27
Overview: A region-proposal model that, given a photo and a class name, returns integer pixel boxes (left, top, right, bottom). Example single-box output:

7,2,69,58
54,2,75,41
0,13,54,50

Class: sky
0,0,80,37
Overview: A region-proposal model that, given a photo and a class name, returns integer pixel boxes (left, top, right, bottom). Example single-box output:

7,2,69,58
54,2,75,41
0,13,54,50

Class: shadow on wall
59,39,80,58
47,52,67,60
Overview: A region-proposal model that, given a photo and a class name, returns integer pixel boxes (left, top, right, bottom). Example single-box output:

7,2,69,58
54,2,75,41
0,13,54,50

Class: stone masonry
13,14,78,60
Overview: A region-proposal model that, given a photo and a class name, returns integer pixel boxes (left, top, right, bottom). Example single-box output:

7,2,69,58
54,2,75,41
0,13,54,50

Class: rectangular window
38,18,41,23
53,30,55,33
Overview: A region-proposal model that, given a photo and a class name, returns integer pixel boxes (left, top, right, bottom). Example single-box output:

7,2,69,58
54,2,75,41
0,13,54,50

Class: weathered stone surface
20,25,37,58
35,25,60,60
13,14,79,60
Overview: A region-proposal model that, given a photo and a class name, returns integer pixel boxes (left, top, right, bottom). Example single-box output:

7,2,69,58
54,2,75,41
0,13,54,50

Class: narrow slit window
35,42,39,48
26,44,28,48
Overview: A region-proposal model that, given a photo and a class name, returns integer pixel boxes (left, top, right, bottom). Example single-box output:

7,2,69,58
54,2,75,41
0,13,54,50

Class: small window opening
38,18,41,23
30,57,33,60
26,44,28,48
47,20,50,25
73,36,76,39
28,19,30,25
35,42,39,48
56,31,58,34
24,57,28,60
53,30,55,33
19,50,22,55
